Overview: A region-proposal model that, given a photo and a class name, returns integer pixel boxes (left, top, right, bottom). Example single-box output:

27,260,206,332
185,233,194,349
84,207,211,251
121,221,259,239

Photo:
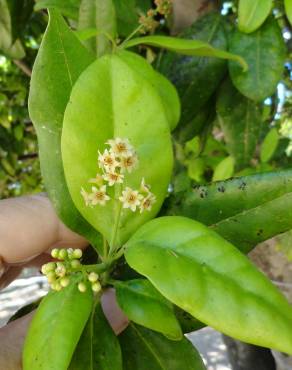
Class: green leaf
23,282,93,370
69,301,122,370
166,169,292,252
77,0,116,56
216,79,263,168
212,156,235,182
157,12,228,125
117,50,180,130
28,10,102,250
0,0,25,59
115,279,182,340
61,54,173,246
238,0,273,33
7,0,34,42
119,323,206,370
125,216,292,354
285,0,292,25
260,127,279,163
123,35,248,71
229,18,286,102
34,0,81,19
174,306,205,333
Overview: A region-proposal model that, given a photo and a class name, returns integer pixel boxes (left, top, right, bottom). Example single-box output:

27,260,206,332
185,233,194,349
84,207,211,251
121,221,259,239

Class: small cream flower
140,193,156,213
119,187,143,212
120,153,138,173
90,185,110,206
140,177,151,193
106,138,134,158
103,171,124,186
98,149,119,172
88,173,104,186
81,187,92,207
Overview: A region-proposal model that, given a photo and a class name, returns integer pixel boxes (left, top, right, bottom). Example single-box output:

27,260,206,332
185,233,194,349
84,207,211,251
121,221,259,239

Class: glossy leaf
125,216,292,354
23,283,93,370
260,127,279,163
119,323,206,370
118,50,180,130
212,156,235,182
123,35,248,71
0,0,25,59
285,0,292,25
229,18,286,102
34,0,81,19
157,12,227,125
115,279,182,340
69,301,122,370
62,54,173,246
238,0,273,33
28,10,102,250
216,79,263,168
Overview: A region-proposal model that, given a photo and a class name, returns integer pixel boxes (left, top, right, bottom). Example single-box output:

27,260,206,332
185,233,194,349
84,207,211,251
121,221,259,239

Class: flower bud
47,271,56,283
71,259,81,268
92,281,102,293
55,263,66,277
58,249,67,260
60,277,70,288
51,248,59,259
73,249,83,259
52,282,62,291
88,272,99,283
78,282,87,293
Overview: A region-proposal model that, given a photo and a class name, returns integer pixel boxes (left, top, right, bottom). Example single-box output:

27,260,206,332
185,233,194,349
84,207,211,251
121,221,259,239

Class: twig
13,59,32,77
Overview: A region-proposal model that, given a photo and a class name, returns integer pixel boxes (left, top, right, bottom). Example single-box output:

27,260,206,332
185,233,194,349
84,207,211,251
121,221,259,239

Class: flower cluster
81,138,156,213
138,0,172,34
41,248,102,294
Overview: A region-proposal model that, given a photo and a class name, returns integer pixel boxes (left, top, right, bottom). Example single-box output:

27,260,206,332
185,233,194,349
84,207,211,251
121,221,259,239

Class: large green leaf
238,0,273,33
123,35,248,71
34,0,81,19
166,169,292,252
69,300,122,370
216,79,263,168
23,282,93,370
115,279,182,340
229,18,286,102
157,12,227,125
119,323,206,370
0,0,25,59
285,0,292,25
125,216,292,354
117,50,180,130
78,0,116,56
61,54,173,246
28,10,102,250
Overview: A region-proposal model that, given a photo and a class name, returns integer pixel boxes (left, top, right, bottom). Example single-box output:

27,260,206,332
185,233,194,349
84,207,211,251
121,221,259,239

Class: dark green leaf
34,0,81,19
69,300,122,370
119,323,206,370
216,79,263,168
229,18,286,102
238,0,273,33
115,279,182,340
125,216,292,354
174,306,205,333
158,12,227,124
260,127,279,163
61,53,173,246
28,10,102,251
7,0,34,41
23,282,93,370
123,35,248,71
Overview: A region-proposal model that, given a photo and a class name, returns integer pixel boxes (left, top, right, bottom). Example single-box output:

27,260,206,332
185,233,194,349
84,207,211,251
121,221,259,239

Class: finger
0,194,88,264
101,288,129,335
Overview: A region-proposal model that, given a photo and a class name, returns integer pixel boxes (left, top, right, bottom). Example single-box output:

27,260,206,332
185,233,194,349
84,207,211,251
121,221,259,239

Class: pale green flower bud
78,282,87,293
92,281,102,293
60,277,70,288
52,282,62,291
71,259,81,268
47,271,56,283
55,263,66,277
88,272,99,283
73,249,83,259
51,248,59,259
58,249,67,260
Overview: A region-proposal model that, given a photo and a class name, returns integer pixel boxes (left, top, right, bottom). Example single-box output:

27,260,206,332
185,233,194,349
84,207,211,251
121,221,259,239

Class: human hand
0,194,128,370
